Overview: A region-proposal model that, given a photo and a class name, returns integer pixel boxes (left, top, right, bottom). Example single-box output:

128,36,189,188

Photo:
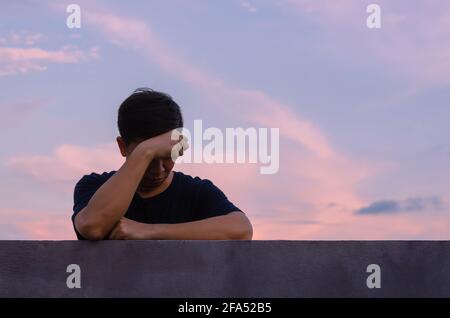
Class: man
72,88,252,241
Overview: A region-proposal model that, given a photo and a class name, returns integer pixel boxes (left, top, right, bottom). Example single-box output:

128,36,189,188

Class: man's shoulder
174,170,206,183
173,171,218,190
173,171,242,215
75,171,116,188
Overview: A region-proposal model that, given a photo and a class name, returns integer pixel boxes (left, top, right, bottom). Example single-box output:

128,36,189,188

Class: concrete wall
0,241,449,297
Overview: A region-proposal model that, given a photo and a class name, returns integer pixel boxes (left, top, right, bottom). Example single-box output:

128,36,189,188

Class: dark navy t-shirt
72,171,242,240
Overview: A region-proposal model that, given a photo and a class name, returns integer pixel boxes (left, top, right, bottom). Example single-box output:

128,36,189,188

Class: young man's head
117,88,183,191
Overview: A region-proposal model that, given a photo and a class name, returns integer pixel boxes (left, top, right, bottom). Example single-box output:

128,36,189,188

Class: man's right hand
135,129,189,161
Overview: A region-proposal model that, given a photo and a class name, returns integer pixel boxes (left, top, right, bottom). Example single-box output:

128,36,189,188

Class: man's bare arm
74,131,183,240
109,212,253,240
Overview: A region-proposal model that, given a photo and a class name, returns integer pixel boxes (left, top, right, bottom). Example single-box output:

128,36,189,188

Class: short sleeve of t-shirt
195,179,242,219
72,172,114,239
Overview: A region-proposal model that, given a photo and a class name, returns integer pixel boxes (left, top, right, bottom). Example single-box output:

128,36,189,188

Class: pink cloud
5,142,123,193
1,31,45,46
0,208,74,240
0,45,99,77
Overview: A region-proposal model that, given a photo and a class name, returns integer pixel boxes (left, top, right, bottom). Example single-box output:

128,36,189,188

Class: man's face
120,138,175,190
139,157,175,189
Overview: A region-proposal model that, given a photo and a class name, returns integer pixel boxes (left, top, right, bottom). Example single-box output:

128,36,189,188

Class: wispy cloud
5,143,122,192
0,30,99,78
0,31,45,46
0,208,74,240
356,196,444,215
0,45,99,77
0,99,45,126
240,1,257,14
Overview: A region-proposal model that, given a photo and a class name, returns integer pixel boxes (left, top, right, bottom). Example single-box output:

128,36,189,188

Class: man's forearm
145,212,253,240
76,146,154,239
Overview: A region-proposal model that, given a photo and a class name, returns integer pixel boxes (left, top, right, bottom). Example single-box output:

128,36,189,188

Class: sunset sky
1,0,449,240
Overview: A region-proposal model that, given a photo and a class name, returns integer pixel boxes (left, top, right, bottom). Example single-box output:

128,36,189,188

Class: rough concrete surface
0,241,449,297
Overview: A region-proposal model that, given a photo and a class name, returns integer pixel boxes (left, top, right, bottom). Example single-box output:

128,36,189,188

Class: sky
0,0,449,240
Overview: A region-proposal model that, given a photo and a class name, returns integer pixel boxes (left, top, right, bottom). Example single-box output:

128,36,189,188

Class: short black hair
118,88,183,146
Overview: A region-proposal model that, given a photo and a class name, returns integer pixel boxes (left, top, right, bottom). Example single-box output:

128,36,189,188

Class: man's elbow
228,212,253,240
236,227,253,240
75,212,107,241
81,227,105,241
239,222,253,240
